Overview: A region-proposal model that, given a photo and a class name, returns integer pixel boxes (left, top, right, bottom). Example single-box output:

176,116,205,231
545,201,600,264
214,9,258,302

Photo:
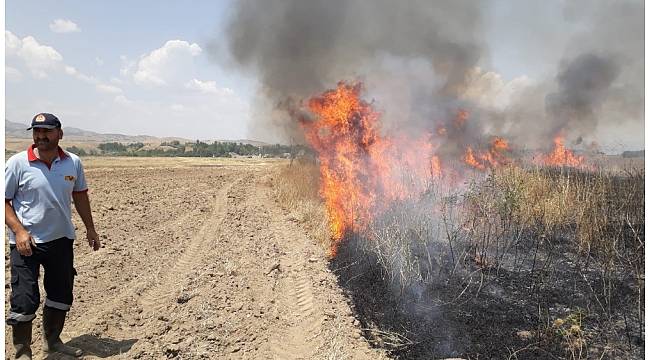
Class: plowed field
5,157,387,359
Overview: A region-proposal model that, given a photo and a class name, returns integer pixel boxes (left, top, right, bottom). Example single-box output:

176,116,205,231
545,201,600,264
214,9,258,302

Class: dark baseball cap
27,113,61,130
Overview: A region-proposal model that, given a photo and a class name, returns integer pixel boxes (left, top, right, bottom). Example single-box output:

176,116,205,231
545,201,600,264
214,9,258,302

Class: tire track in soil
137,176,242,318
14,165,387,359
253,175,384,360
69,175,240,337
268,270,321,359
265,203,326,359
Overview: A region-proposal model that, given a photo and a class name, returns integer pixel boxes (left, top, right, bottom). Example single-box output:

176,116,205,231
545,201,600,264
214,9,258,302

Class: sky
4,1,645,150
6,0,256,140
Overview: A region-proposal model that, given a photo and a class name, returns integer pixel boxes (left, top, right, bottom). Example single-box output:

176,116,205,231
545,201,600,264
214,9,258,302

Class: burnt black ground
329,232,644,359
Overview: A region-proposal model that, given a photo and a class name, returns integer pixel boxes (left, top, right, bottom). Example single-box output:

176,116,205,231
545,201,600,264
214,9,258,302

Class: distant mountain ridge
6,119,165,142
5,119,269,146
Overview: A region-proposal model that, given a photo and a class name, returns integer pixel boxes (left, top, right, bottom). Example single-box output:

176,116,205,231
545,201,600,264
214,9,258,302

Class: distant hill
6,119,186,143
5,119,27,135
5,119,269,146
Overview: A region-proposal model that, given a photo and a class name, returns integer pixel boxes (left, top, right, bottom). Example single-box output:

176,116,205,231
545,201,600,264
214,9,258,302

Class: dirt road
5,159,386,359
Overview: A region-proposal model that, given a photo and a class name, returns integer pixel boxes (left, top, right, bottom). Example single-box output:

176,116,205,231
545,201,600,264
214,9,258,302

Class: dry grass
472,165,645,257
273,158,645,358
271,159,332,247
465,165,644,358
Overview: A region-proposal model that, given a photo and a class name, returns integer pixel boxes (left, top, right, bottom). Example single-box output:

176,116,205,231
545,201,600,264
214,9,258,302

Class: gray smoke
498,0,644,151
228,0,483,96
223,0,643,151
226,0,485,143
545,53,620,139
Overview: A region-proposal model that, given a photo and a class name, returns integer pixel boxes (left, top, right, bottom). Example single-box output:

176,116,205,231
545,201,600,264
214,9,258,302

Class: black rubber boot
12,321,33,360
42,307,83,357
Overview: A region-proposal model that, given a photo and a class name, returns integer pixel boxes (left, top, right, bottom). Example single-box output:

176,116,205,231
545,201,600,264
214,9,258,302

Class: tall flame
299,82,586,256
299,82,439,255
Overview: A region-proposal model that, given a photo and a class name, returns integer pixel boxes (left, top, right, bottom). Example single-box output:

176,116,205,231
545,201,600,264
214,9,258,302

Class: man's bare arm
72,192,100,250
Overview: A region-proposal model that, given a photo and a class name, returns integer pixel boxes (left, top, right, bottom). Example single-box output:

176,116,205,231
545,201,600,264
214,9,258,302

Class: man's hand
87,228,100,251
72,191,99,250
6,200,35,256
15,230,36,256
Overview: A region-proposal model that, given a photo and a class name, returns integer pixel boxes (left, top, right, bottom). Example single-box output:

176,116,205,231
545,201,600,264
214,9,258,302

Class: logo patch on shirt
64,175,75,182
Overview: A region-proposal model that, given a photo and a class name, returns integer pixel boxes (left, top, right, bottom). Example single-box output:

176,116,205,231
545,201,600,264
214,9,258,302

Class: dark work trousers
7,237,76,325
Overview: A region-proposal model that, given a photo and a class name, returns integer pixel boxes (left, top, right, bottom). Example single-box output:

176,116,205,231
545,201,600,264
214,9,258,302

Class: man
5,113,100,359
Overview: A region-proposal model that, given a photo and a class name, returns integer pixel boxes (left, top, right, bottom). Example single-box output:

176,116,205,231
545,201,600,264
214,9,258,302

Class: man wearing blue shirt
5,113,101,359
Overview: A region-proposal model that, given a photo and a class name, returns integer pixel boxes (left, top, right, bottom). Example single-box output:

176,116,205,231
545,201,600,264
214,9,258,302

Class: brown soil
5,159,388,359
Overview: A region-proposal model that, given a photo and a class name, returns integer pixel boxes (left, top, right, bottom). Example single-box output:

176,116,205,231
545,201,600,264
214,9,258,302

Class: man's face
32,127,62,151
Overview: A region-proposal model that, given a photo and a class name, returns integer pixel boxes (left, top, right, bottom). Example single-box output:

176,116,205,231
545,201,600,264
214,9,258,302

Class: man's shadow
43,334,137,359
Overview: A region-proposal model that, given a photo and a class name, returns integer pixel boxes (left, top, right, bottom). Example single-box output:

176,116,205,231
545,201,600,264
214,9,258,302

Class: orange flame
492,137,509,151
538,136,584,167
300,82,438,256
464,147,485,170
299,82,587,256
463,137,511,171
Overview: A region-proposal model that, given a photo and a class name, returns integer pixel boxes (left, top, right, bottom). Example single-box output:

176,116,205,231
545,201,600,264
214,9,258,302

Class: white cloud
64,65,96,84
5,31,21,54
114,95,134,106
49,19,81,33
6,66,23,82
64,65,77,75
95,57,104,66
170,104,185,111
96,84,123,94
6,31,63,78
16,35,63,66
185,78,216,93
5,31,109,93
133,40,202,86
118,55,136,78
184,78,234,95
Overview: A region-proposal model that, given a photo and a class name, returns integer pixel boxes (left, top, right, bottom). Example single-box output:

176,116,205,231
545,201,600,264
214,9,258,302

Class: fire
299,81,587,256
464,147,484,170
455,109,469,129
430,155,442,177
299,82,439,255
463,137,511,171
538,135,584,167
492,137,509,151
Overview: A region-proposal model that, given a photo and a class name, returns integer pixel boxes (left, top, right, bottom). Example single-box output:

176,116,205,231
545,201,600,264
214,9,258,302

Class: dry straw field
272,158,644,359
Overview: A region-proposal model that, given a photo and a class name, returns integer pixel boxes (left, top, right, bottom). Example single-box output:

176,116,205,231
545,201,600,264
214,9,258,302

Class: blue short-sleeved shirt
5,145,88,244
